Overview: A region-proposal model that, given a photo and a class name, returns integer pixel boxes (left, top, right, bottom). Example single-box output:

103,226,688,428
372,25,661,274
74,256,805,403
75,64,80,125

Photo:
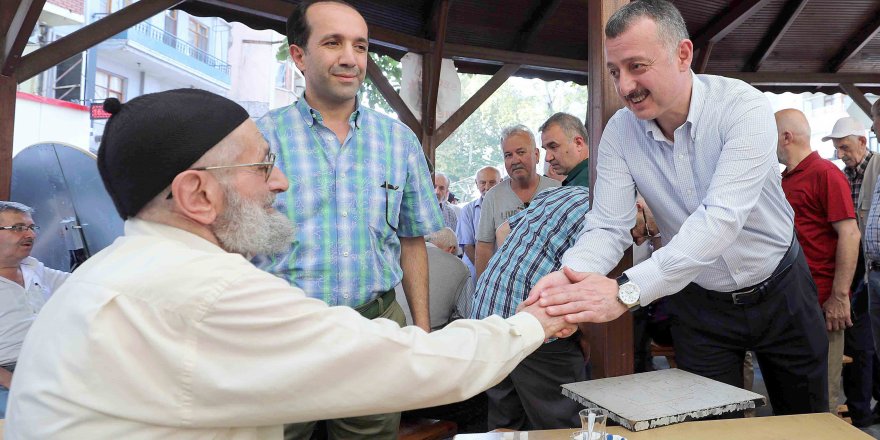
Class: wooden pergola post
587,0,632,379
0,0,46,199
0,75,15,200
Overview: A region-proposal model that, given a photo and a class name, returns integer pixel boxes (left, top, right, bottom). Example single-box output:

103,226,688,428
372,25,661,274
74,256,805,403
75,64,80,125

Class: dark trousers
486,336,588,430
843,279,876,425
668,246,828,415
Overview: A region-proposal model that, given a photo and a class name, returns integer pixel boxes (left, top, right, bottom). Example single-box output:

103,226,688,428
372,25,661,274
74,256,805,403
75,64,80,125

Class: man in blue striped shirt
254,1,443,438
531,0,827,415
472,186,590,430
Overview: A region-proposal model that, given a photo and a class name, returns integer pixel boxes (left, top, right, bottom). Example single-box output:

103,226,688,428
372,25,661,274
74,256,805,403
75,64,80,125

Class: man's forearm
400,236,431,331
463,244,475,264
831,219,861,296
475,241,494,280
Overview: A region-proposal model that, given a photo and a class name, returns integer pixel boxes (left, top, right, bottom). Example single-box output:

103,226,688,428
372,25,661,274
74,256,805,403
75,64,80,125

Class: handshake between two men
522,268,629,333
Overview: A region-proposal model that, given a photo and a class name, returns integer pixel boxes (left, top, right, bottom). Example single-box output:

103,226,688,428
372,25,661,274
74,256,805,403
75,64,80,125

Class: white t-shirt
0,257,69,365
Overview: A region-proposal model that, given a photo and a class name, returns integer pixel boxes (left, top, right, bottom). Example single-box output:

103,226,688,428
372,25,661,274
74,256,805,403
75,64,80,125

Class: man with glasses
255,3,443,437
0,201,70,418
5,88,575,439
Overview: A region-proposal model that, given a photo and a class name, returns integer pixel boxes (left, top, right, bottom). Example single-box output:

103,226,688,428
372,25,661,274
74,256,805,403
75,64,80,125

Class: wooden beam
717,71,880,86
744,0,808,72
691,0,772,49
588,0,632,380
423,0,450,138
513,0,563,52
15,0,183,83
434,63,520,146
424,0,443,39
826,7,880,72
2,0,46,76
419,0,450,166
694,42,714,74
445,42,587,75
0,74,15,199
839,83,873,118
366,56,421,137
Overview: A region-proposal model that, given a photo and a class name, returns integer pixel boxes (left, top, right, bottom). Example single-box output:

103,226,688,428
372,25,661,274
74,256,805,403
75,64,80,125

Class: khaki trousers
284,300,406,440
827,328,844,413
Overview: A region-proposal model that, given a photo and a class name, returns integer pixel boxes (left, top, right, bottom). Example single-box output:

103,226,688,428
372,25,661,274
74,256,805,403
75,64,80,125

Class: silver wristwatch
616,274,641,311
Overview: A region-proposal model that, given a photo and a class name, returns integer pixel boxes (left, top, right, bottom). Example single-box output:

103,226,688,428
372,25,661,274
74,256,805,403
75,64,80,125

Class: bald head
475,166,501,197
774,109,812,168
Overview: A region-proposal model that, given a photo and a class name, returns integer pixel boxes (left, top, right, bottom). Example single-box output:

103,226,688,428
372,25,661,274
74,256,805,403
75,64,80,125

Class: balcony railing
95,13,231,75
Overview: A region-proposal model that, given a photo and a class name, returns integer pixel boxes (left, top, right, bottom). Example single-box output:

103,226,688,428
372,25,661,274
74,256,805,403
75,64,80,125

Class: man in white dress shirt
529,0,827,414
5,89,575,439
0,201,69,419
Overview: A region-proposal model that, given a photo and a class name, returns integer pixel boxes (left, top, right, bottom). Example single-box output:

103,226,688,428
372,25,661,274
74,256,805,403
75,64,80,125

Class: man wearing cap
825,115,880,426
0,201,70,418
4,89,575,439
254,3,442,436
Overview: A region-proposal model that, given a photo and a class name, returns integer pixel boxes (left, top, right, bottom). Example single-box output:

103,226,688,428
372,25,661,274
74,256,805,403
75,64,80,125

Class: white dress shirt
0,257,69,365
7,219,544,440
561,72,793,305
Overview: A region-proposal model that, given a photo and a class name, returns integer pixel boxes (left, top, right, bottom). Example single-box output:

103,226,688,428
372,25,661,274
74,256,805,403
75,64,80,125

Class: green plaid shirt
254,98,443,307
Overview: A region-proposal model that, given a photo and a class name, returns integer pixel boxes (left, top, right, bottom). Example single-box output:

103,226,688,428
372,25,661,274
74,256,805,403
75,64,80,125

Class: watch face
618,284,640,306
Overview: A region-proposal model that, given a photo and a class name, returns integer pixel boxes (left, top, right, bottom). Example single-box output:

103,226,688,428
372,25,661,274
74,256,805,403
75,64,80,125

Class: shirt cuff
624,257,672,306
506,312,545,348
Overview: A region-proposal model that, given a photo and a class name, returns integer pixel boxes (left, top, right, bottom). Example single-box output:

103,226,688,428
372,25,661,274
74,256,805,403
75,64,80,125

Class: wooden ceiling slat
744,0,809,72
691,0,773,48
826,5,880,73
512,0,563,52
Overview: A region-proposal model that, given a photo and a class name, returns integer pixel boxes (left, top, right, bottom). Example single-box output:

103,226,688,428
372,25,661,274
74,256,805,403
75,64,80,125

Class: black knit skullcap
97,89,250,219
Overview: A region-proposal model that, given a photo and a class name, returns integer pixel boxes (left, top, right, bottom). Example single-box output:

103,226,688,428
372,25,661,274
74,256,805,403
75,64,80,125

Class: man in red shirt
776,109,861,412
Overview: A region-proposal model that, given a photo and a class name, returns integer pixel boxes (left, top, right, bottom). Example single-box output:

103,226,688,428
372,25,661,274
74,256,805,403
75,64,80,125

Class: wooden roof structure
2,0,880,378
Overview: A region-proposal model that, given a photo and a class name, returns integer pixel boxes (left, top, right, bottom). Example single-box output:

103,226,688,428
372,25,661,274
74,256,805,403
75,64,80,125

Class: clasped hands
519,267,627,340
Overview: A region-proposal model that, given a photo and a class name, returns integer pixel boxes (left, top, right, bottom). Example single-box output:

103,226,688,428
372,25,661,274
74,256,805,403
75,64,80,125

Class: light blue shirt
456,197,481,278
561,72,793,305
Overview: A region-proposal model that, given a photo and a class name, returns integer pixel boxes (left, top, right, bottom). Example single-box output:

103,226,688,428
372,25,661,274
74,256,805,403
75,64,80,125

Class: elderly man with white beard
4,89,575,440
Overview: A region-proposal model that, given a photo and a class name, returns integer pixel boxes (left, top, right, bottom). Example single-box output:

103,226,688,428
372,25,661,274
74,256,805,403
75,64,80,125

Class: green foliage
275,38,290,62
437,76,588,202
360,53,403,115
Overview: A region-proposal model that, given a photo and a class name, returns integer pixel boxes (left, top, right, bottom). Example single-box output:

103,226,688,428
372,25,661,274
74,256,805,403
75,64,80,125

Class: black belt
691,236,800,306
870,262,880,272
354,288,396,319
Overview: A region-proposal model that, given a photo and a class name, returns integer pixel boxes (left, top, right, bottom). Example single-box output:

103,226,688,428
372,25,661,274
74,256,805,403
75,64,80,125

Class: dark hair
286,0,359,48
540,112,589,145
605,0,689,56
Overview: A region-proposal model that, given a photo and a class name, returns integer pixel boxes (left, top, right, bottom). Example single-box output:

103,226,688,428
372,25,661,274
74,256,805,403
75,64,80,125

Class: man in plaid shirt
254,1,443,438
825,116,880,426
